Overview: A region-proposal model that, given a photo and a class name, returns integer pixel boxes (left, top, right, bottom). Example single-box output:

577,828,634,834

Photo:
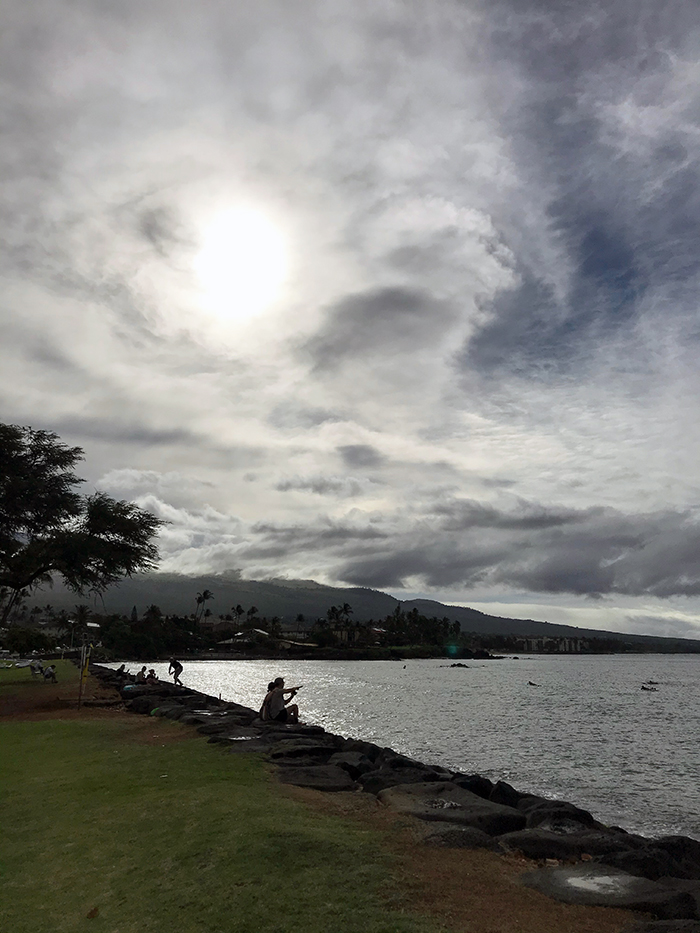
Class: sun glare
193,207,288,322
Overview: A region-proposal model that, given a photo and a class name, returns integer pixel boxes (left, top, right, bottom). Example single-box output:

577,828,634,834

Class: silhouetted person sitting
145,669,158,685
267,677,301,724
136,666,147,683
43,665,57,683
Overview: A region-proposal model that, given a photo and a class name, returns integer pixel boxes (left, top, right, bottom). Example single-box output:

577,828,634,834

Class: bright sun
193,207,288,322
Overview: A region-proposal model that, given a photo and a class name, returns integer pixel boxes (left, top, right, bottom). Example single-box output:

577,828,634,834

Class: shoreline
91,662,700,925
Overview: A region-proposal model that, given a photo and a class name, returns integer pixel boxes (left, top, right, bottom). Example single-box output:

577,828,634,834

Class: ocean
113,653,700,840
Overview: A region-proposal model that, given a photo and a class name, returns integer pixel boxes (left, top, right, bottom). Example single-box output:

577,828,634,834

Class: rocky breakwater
92,664,700,930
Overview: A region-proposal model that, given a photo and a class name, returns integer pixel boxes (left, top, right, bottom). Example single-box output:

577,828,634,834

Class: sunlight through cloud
193,207,288,323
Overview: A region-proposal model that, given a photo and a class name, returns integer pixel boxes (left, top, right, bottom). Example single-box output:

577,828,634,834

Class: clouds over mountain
3,1,700,635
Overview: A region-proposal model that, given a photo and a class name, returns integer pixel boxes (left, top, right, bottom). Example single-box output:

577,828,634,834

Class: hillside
25,571,700,649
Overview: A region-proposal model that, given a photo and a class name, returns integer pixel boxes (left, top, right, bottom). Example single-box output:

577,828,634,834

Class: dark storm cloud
463,0,700,375
337,444,385,469
432,498,594,531
304,287,453,369
53,416,198,447
239,497,700,599
275,475,363,497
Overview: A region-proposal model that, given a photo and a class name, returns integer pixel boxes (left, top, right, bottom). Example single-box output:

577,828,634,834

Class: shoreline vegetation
5,596,700,663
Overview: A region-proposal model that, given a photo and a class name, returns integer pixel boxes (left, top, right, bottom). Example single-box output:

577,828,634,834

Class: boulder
451,773,494,800
658,879,700,916
599,846,689,881
275,765,358,792
377,782,526,836
343,739,382,762
498,829,591,861
360,766,450,795
418,824,500,851
328,752,375,779
520,863,697,919
489,780,525,809
657,839,700,880
127,695,160,714
268,742,337,761
524,800,596,831
225,738,277,754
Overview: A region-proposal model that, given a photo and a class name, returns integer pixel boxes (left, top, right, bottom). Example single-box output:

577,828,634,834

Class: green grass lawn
0,716,446,933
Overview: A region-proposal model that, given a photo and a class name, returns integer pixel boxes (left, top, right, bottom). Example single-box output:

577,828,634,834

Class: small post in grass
77,641,92,709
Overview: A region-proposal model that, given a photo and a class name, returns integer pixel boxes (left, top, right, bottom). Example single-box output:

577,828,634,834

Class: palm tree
195,589,214,622
233,604,244,626
246,606,259,627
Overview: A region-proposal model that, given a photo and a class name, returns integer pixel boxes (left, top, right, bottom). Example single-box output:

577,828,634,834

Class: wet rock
275,764,358,792
520,863,697,919
419,824,500,851
378,782,526,836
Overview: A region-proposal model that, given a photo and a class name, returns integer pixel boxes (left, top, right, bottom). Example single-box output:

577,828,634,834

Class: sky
3,0,700,638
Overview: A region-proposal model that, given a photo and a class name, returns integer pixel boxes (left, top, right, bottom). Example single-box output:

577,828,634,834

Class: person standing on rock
168,657,183,686
267,677,301,724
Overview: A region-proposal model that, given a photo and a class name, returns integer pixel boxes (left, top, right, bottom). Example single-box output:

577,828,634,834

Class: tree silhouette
0,423,161,625
194,589,214,621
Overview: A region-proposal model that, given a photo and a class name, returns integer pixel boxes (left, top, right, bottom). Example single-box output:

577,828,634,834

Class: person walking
168,657,183,686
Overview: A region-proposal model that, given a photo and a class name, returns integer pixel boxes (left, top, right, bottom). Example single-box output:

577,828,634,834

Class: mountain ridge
24,571,700,647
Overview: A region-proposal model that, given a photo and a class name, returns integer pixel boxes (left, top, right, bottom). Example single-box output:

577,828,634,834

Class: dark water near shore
114,654,700,840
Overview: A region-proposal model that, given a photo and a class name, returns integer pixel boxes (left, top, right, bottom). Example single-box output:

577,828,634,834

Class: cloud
337,444,385,469
304,287,454,369
4,1,700,637
275,474,364,498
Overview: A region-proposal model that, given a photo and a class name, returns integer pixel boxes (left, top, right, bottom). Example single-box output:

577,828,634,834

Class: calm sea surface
115,654,700,840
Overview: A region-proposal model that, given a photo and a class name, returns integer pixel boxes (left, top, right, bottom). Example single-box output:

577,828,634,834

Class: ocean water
115,654,700,840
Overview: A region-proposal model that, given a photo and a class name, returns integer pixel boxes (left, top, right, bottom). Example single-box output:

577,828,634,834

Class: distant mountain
24,571,700,648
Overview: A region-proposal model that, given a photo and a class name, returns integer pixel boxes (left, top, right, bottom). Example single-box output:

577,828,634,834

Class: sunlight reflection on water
116,654,700,839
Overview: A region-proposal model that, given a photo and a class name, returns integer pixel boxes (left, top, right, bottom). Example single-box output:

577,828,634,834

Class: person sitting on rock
267,677,301,724
168,657,183,686
259,682,276,720
145,669,158,684
136,666,147,683
43,665,57,683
